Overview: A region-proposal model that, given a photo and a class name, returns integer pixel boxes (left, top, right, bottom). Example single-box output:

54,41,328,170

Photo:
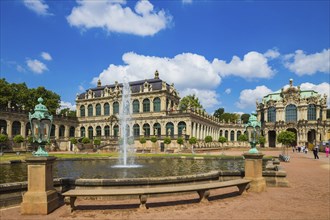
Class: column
7,120,12,138
243,153,266,192
21,121,26,138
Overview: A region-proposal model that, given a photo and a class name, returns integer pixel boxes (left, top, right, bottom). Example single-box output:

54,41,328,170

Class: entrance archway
307,129,316,145
268,131,276,148
287,128,297,146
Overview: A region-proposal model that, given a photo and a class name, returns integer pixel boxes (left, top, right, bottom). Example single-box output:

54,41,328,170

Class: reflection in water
0,158,245,184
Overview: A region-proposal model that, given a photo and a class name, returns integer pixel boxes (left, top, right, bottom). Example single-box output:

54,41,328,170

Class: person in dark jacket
313,146,319,159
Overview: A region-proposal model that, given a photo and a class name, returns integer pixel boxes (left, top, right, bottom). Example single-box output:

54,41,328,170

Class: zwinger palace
0,72,329,151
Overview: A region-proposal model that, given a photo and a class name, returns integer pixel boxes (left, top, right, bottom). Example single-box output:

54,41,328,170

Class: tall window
153,123,161,137
143,99,150,112
51,124,55,137
96,104,101,116
80,105,85,117
88,104,93,117
178,121,186,137
285,104,297,122
133,124,140,137
69,126,75,137
225,130,228,139
143,123,150,137
59,125,65,137
113,125,119,137
237,131,241,140
104,125,110,137
133,100,140,113
267,107,276,122
113,102,119,114
80,127,85,137
220,130,223,137
104,103,110,116
307,104,316,120
230,130,235,141
153,97,161,112
12,121,21,136
166,122,174,137
96,126,101,137
88,126,93,139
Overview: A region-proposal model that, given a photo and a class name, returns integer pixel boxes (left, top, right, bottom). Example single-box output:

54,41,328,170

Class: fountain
113,78,141,168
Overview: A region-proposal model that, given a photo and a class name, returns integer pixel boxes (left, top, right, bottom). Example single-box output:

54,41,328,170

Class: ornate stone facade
256,79,330,147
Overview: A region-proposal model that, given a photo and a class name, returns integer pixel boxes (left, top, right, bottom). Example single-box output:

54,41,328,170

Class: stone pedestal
21,156,59,215
243,153,266,192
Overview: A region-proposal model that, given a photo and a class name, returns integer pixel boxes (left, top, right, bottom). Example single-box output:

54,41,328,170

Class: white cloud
213,51,276,79
67,0,172,36
78,85,85,92
284,49,330,75
225,88,231,94
26,59,48,74
180,88,220,110
264,49,280,59
182,0,193,4
41,52,52,61
300,82,330,106
16,65,26,73
23,0,52,16
236,86,273,109
60,101,76,111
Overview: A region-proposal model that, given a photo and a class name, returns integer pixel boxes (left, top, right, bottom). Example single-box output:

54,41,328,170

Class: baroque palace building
256,79,330,148
1,74,329,151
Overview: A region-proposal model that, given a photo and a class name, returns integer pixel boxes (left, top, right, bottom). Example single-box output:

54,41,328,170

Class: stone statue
154,129,158,136
167,128,171,136
182,128,186,135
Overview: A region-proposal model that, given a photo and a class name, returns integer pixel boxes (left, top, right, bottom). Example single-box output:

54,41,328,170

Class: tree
0,134,8,152
218,136,227,146
277,131,296,156
258,136,266,147
177,137,184,150
189,137,197,145
150,136,157,143
139,137,146,148
179,94,203,111
81,137,90,144
213,108,224,118
241,113,250,124
164,137,171,150
205,136,213,143
13,135,24,144
93,138,101,146
59,108,76,117
70,137,78,145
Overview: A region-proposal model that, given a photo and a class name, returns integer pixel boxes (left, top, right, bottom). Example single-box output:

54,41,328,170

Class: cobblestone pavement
1,149,329,220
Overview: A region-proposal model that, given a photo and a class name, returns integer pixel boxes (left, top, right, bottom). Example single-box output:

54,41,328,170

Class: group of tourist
292,144,329,159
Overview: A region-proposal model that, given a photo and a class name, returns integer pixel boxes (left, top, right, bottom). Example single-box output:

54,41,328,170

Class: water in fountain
113,78,141,168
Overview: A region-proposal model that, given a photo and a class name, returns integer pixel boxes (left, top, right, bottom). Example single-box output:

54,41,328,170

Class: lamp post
29,97,53,156
245,114,261,154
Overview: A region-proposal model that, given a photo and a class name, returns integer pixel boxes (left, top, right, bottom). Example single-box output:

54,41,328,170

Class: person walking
325,144,329,158
313,145,319,159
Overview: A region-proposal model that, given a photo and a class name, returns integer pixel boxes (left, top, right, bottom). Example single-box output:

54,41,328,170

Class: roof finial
154,70,159,79
97,79,102,87
289,79,293,87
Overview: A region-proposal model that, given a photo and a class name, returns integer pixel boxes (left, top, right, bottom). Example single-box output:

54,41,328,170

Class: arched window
80,105,85,117
88,126,93,139
25,122,31,137
153,123,161,137
220,130,223,137
12,121,21,136
104,103,110,116
307,104,316,120
153,97,161,112
237,131,242,140
88,104,93,117
80,127,85,137
69,126,75,137
59,125,65,137
285,104,297,122
166,122,174,137
113,102,119,114
133,124,140,137
96,104,101,116
178,121,186,137
0,120,7,134
113,125,119,137
133,100,140,113
267,107,276,122
143,98,150,112
230,130,235,141
96,126,101,137
104,125,110,137
143,123,150,137
51,124,55,137
225,130,228,139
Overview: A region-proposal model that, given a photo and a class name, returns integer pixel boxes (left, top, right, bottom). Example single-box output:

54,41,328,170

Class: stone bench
62,179,251,212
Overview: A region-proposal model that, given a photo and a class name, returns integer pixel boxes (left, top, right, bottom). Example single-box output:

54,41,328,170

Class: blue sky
1,0,329,114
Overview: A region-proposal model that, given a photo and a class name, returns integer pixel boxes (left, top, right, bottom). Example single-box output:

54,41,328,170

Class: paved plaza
0,149,329,220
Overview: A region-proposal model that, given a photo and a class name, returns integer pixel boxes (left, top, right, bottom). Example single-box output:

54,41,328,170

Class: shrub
237,134,248,142
139,137,146,145
189,137,197,145
177,137,184,145
164,137,171,145
150,136,157,143
218,136,227,144
81,137,90,144
93,138,101,146
205,136,213,143
0,134,8,143
13,135,24,143
70,137,77,144
27,136,33,144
